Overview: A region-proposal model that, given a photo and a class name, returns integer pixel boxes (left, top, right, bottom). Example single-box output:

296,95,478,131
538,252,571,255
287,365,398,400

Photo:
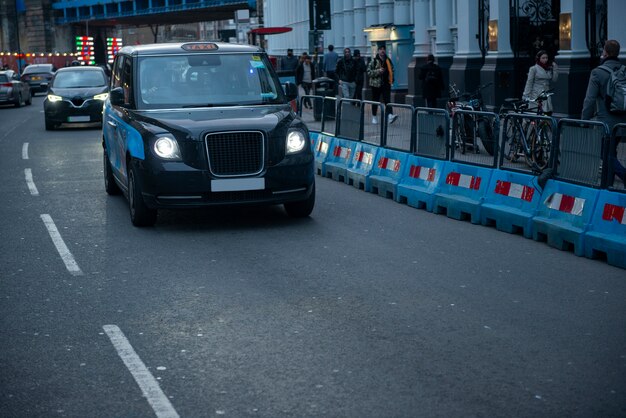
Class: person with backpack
367,45,397,125
523,50,558,115
418,54,444,108
582,39,626,185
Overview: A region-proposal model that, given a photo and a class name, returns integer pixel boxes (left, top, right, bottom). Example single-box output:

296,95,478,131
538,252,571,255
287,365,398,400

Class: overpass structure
52,0,257,26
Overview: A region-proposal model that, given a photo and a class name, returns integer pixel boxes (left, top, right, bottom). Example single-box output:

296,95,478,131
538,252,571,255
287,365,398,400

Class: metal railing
414,107,449,160
449,109,499,168
498,113,557,174
607,123,626,192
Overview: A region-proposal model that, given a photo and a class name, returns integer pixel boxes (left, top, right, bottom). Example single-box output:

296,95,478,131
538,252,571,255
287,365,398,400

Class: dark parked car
43,66,109,130
102,42,314,226
0,70,32,107
21,63,56,95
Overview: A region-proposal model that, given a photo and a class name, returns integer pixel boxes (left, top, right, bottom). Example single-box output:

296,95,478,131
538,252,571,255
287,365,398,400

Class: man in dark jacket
353,49,366,101
336,47,358,99
582,39,626,185
418,54,445,108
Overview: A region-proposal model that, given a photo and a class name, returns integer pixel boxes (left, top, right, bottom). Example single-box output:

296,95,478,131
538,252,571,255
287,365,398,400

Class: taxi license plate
211,178,265,192
68,116,90,122
31,76,41,80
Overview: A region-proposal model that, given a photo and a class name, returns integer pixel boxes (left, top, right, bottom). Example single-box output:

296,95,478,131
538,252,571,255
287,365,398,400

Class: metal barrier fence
555,119,609,188
384,104,413,152
450,109,499,167
361,100,385,146
336,98,363,141
607,123,626,192
320,96,337,136
498,113,557,174
414,107,449,160
298,95,321,132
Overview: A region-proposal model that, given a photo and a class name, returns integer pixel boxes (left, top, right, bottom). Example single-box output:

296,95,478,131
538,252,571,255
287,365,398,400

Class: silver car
0,70,32,107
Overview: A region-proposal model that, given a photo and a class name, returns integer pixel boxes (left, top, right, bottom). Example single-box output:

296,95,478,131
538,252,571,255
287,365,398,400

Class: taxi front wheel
284,183,315,218
103,150,121,195
129,166,157,227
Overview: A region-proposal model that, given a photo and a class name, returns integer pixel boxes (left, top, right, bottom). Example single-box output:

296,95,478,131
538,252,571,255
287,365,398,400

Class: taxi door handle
107,120,117,128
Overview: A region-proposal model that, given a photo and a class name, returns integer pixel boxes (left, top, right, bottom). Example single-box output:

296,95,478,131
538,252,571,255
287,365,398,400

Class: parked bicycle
447,82,496,155
499,89,554,171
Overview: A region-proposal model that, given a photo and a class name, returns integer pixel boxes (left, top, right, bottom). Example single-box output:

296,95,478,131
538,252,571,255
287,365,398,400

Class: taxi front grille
205,131,264,176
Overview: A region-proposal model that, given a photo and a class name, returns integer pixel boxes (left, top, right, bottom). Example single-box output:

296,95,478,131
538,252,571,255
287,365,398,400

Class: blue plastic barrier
433,162,493,224
368,148,409,199
346,142,380,192
480,170,542,238
396,155,445,211
323,137,359,184
584,190,626,268
531,179,599,256
311,133,334,177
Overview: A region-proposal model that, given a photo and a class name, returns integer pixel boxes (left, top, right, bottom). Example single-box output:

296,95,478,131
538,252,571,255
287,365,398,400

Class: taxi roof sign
182,43,219,51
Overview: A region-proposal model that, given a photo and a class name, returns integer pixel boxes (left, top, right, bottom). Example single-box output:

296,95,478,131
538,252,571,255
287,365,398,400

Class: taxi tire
103,151,121,195
14,93,22,108
25,91,32,106
129,166,157,227
284,182,315,218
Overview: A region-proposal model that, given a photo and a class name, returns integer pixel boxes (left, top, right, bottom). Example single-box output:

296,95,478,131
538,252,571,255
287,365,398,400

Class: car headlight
153,136,181,160
94,93,109,101
286,129,307,154
47,94,63,102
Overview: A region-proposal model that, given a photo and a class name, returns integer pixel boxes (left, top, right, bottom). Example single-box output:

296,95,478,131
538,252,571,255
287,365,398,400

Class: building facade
263,0,626,117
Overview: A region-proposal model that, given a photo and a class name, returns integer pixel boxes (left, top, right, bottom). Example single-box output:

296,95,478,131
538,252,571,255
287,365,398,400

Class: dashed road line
25,168,39,196
40,214,83,276
22,142,29,159
103,325,180,418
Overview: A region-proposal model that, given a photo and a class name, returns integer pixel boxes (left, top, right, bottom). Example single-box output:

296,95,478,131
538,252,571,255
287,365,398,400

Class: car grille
71,97,85,107
205,131,264,176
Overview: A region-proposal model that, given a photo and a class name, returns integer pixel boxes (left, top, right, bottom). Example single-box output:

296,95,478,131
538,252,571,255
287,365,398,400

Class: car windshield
23,65,53,75
137,53,285,109
53,71,106,88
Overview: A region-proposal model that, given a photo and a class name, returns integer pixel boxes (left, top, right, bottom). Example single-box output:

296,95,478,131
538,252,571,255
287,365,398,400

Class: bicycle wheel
502,118,521,162
453,114,466,154
478,118,495,156
531,122,552,170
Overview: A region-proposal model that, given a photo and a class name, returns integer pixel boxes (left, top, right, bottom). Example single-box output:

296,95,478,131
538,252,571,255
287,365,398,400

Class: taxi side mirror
283,82,298,101
110,87,124,106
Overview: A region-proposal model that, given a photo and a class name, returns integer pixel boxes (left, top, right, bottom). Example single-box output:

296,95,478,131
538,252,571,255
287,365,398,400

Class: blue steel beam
52,0,256,25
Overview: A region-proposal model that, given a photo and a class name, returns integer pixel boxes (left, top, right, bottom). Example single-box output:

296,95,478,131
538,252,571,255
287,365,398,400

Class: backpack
599,64,626,114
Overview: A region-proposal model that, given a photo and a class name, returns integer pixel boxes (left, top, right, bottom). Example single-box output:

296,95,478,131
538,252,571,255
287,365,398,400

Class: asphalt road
1,96,625,418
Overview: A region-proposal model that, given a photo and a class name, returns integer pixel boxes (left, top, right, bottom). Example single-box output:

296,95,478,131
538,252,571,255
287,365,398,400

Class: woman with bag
523,50,558,115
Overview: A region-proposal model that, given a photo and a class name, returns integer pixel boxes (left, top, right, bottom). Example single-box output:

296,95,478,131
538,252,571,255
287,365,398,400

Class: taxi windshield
137,53,285,109
53,70,107,88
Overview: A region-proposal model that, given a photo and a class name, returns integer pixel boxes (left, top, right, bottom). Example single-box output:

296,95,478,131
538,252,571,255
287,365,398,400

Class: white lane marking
103,325,180,418
25,169,39,196
22,142,29,159
40,214,83,276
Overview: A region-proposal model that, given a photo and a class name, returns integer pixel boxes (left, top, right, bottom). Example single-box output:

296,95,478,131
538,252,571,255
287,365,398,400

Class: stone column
449,0,484,100
393,0,410,25
480,0,515,111
353,0,367,53
343,0,355,48
607,0,626,59
552,0,591,118
378,0,393,24
434,0,454,106
329,0,344,48
406,0,431,105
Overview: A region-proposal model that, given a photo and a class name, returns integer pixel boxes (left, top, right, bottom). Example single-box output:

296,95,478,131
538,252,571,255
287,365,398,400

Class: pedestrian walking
582,39,626,185
353,49,366,101
367,45,397,125
418,54,444,108
280,48,299,73
323,44,339,81
523,50,559,115
336,47,357,99
296,53,316,110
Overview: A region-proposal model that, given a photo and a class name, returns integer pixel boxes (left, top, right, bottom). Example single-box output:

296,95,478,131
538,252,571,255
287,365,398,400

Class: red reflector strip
446,172,481,190
377,157,401,172
332,146,351,160
544,193,585,216
354,151,373,165
494,180,535,202
602,203,626,224
407,166,436,182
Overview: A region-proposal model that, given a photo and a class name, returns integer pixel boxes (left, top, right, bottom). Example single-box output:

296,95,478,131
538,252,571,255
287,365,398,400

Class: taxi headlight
153,136,181,160
286,129,307,154
47,94,63,102
94,93,109,101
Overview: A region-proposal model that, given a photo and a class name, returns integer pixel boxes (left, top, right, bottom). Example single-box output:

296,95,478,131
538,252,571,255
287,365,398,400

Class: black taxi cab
102,42,315,226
